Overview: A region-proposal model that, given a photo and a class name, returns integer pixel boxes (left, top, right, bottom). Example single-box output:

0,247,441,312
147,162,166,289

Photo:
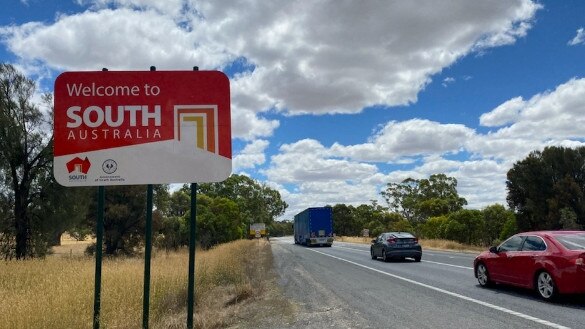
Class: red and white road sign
53,70,231,186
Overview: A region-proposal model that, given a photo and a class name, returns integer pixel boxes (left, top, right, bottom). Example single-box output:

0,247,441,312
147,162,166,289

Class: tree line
333,146,585,245
331,149,585,245
2,63,584,259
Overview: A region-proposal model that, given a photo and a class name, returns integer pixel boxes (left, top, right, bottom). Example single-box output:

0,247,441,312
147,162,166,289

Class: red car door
490,235,526,284
511,236,548,287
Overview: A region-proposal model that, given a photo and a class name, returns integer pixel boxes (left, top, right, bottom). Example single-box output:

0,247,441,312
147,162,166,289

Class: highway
270,237,585,329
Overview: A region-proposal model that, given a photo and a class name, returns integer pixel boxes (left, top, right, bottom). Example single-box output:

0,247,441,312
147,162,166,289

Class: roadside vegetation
0,237,293,329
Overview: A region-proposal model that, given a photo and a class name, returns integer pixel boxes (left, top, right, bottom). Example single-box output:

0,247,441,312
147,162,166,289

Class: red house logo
66,157,91,174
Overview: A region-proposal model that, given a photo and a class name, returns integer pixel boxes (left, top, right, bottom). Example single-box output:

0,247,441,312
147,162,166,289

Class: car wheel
382,250,388,262
536,271,557,300
476,263,492,287
370,248,376,260
414,256,421,262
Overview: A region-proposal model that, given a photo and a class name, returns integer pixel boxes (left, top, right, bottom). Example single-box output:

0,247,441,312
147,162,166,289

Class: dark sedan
474,230,585,300
370,232,422,262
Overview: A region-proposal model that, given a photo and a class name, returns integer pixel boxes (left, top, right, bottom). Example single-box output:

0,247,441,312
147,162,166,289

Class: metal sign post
143,184,154,329
93,186,105,329
187,182,197,329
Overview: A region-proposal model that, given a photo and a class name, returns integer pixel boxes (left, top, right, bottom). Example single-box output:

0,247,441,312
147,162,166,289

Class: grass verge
0,238,293,329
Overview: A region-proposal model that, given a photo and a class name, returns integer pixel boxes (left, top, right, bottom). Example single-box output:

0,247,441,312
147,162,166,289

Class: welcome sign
53,70,231,186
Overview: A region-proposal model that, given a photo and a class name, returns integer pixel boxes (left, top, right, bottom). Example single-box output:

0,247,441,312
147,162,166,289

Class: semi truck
248,223,267,239
294,207,334,247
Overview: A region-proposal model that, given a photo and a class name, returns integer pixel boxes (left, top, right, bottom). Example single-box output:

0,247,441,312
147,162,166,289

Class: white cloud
263,138,385,218
230,107,280,141
264,139,379,184
479,96,525,127
0,8,231,71
485,78,585,139
331,119,475,162
568,27,585,46
1,0,541,119
233,139,269,171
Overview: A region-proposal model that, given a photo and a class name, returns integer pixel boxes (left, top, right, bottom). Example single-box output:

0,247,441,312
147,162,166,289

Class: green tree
85,185,167,255
0,64,54,259
389,219,413,233
198,174,287,227
482,204,515,246
419,215,449,239
268,220,294,237
195,194,243,249
381,174,467,223
507,146,585,231
444,209,484,245
169,185,191,217
499,217,518,241
332,204,358,236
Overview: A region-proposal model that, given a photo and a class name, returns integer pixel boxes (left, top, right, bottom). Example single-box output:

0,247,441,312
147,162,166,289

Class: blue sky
1,0,585,220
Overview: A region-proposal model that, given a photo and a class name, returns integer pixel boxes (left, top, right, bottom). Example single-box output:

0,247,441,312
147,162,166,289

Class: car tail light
387,237,397,244
414,237,419,244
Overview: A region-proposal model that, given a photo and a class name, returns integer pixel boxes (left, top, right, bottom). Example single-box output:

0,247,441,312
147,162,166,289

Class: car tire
536,271,557,300
370,248,376,260
414,256,421,262
382,250,388,262
476,263,492,287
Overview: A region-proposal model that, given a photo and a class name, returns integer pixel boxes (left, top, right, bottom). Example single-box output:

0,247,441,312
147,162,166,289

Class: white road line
333,245,473,270
422,259,473,270
308,248,570,329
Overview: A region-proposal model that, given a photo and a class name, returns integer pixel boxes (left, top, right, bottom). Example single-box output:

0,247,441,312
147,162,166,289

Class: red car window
521,236,546,251
499,235,525,252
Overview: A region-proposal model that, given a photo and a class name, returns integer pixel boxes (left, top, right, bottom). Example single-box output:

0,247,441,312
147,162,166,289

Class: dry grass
0,237,290,329
335,236,484,253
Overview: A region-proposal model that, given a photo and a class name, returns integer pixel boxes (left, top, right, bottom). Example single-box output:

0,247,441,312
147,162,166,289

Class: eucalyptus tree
0,64,53,259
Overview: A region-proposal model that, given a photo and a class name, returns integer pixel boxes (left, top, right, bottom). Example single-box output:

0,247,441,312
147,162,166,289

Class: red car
474,230,585,300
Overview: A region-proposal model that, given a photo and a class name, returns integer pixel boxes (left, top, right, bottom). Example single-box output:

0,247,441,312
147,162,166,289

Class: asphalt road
269,236,585,329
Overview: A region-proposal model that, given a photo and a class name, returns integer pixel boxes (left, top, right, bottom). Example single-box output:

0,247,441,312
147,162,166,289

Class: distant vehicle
474,231,585,300
294,207,334,247
370,232,422,262
248,223,267,239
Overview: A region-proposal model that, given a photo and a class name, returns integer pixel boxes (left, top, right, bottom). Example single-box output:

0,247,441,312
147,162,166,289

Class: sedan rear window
555,233,585,250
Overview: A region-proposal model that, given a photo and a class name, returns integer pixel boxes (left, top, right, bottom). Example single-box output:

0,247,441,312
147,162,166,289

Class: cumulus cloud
230,107,279,141
1,0,541,118
479,96,525,127
484,78,585,139
264,139,379,184
233,139,269,171
0,8,230,71
568,27,585,46
330,119,475,162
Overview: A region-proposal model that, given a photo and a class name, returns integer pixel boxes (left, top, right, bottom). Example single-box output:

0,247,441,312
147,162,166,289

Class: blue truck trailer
294,207,334,247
